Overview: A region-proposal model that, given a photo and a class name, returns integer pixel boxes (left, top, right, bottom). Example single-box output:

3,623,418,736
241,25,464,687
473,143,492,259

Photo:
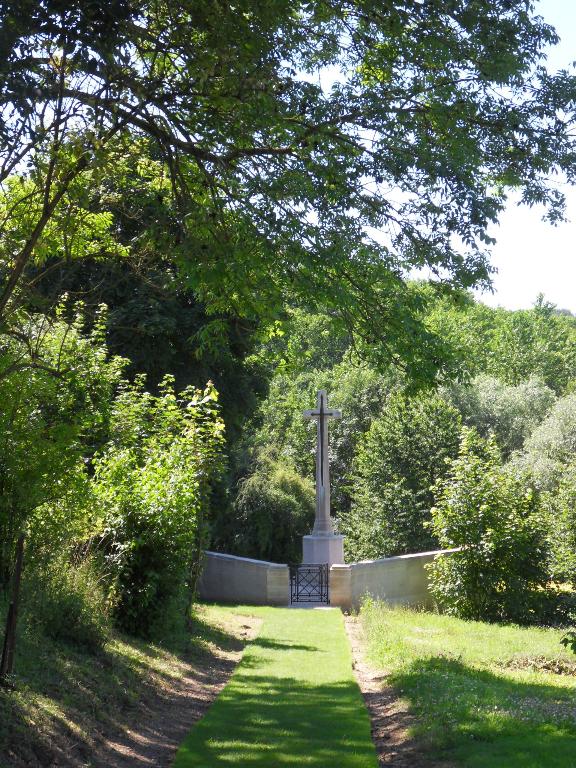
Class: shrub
428,428,550,624
341,481,417,561
542,462,576,586
95,376,224,637
233,456,315,563
0,305,124,586
24,557,111,652
561,631,576,654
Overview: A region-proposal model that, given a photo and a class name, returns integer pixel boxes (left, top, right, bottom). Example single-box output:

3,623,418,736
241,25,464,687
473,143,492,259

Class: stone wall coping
204,550,288,569
330,547,460,570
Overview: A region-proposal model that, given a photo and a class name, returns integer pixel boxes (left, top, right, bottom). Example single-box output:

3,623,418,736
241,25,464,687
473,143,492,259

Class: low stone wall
197,551,289,606
330,549,458,611
198,548,458,609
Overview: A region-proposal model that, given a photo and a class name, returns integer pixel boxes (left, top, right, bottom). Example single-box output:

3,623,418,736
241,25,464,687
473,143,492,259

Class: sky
478,1,576,312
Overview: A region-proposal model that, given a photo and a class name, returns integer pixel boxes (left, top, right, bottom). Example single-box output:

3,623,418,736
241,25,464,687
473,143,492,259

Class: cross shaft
303,390,341,536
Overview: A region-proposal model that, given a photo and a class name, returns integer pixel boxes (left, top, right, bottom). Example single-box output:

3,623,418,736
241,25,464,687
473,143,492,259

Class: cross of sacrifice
303,390,341,536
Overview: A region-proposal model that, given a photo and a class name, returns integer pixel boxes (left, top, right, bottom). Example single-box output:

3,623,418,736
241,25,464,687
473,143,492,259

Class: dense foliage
24,556,111,651
512,392,576,488
0,306,123,583
542,463,576,587
427,295,576,392
343,394,461,558
0,308,225,644
2,0,576,675
445,375,556,459
428,429,550,624
95,376,225,636
2,1,576,382
22,144,267,441
232,456,315,565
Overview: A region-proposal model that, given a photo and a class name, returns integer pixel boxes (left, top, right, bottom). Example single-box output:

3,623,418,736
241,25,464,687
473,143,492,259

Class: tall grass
23,557,111,652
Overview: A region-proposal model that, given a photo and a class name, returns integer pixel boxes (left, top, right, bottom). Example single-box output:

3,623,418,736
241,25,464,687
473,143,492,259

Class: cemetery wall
329,549,459,611
198,551,290,605
198,548,458,608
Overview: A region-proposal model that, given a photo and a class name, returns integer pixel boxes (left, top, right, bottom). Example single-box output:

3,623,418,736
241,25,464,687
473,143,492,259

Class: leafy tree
427,293,576,392
231,455,315,564
487,299,576,392
252,308,353,378
445,374,556,459
94,376,224,636
2,1,576,381
23,147,268,443
510,392,576,489
428,429,550,624
343,393,461,559
542,462,576,587
0,306,124,584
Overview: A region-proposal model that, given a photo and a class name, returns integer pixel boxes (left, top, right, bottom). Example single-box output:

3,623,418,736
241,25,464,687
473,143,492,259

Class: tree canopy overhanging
2,0,576,379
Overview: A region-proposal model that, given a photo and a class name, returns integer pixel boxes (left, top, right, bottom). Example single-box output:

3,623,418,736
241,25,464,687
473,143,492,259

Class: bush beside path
174,607,379,767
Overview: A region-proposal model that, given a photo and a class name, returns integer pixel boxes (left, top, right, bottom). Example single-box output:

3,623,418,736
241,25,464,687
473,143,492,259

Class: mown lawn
361,599,576,768
174,607,378,768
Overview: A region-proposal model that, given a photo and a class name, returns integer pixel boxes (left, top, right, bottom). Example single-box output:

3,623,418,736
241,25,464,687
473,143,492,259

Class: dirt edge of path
88,611,262,768
344,614,451,768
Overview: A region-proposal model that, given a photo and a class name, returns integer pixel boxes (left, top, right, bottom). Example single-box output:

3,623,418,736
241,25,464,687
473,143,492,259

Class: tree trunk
0,533,25,679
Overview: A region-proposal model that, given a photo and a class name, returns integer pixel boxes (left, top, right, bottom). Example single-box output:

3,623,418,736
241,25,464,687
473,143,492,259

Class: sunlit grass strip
361,599,576,768
174,607,378,767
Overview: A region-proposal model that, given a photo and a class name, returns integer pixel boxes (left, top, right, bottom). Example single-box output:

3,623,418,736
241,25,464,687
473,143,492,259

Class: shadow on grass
174,675,377,768
187,608,249,656
390,656,576,768
251,637,320,652
0,606,250,767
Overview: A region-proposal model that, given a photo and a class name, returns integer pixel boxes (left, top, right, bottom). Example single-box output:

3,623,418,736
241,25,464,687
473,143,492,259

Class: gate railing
289,563,329,604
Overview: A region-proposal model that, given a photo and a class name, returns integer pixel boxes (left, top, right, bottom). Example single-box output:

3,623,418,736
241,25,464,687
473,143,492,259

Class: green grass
0,600,248,766
361,599,576,768
174,606,378,767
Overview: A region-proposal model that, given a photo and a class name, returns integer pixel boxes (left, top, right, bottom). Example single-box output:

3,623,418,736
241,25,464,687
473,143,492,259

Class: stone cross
303,390,341,536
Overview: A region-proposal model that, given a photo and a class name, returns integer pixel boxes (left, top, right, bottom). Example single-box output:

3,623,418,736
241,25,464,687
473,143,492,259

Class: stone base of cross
302,390,345,566
302,532,345,566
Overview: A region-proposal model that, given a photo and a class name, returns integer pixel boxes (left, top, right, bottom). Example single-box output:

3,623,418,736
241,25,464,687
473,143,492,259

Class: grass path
174,607,379,767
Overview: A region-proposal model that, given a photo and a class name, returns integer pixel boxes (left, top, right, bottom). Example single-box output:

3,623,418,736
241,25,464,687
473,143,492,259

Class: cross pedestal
302,533,345,566
302,390,345,566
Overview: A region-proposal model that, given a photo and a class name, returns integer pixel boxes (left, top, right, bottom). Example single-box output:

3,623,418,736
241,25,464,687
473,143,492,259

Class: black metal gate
290,563,329,604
